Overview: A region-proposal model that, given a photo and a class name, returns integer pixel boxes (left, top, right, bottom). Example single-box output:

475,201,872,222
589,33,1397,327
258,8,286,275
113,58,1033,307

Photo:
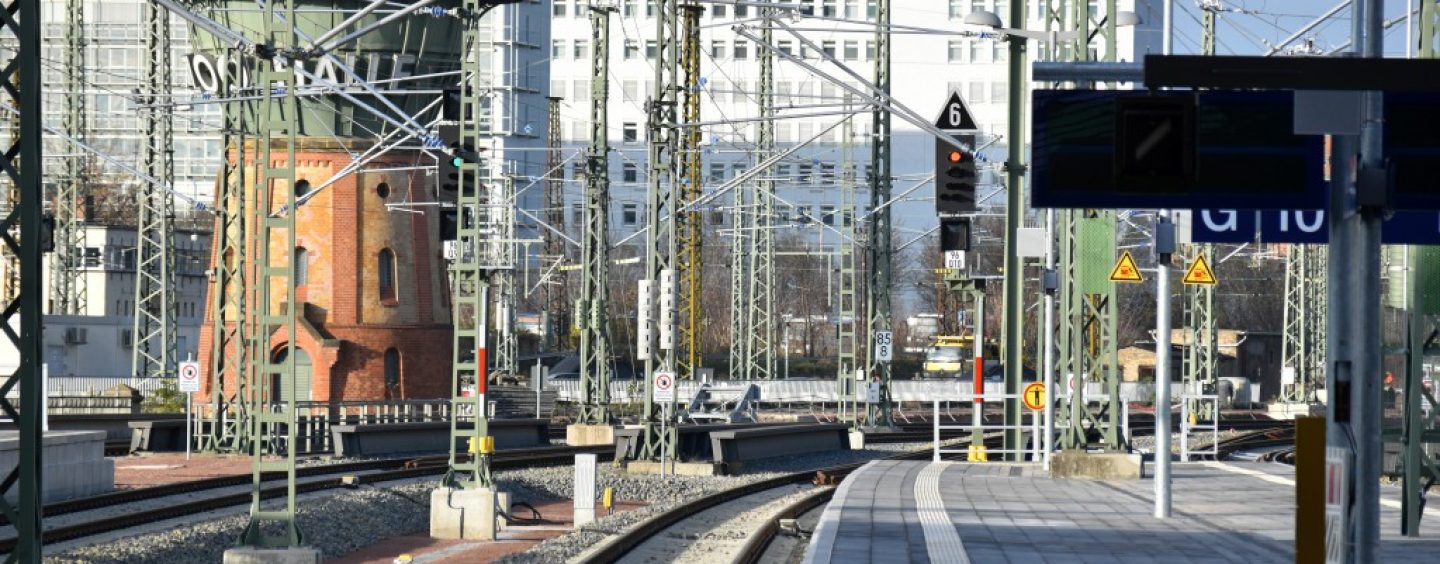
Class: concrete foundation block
430,487,500,540
221,547,323,564
0,430,114,503
496,491,511,530
566,424,616,447
625,460,724,476
1050,451,1143,480
1266,402,1324,420
848,430,866,450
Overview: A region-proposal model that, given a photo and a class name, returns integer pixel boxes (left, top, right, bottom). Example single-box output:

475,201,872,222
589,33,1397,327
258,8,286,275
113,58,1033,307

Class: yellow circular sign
1023,382,1046,411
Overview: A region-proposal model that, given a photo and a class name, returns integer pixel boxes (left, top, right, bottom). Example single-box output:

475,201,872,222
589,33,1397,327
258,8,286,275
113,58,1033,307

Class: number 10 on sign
874,331,893,363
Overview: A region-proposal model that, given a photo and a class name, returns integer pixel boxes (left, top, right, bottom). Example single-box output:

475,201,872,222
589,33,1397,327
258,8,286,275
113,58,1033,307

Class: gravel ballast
46,442,940,563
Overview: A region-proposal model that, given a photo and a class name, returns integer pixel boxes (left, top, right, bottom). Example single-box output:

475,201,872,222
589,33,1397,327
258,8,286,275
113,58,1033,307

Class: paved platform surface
805,459,1440,563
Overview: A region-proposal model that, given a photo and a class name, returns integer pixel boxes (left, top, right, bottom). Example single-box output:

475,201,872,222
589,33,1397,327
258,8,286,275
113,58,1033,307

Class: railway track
589,434,1003,563
0,444,610,554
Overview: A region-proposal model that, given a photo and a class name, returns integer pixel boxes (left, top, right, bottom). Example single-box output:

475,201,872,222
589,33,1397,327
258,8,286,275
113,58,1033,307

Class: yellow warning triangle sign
1109,251,1144,283
1183,254,1219,286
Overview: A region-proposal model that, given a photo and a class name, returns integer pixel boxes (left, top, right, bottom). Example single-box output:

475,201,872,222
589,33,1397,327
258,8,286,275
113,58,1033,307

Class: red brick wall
198,144,453,403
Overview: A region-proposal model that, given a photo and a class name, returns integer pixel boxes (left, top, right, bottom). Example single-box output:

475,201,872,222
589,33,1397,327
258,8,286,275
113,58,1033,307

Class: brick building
197,141,452,402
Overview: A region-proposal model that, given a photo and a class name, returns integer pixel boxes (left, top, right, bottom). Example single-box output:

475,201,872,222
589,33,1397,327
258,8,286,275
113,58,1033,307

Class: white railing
931,395,1044,463
1180,394,1220,461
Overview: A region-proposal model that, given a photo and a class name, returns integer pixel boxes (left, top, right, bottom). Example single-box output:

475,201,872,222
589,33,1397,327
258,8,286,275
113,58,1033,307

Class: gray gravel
43,442,939,564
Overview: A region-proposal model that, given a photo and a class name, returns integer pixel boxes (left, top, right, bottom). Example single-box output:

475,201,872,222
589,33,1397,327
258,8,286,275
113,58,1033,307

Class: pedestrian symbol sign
1182,254,1218,286
653,371,676,402
1023,382,1046,411
1109,251,1144,283
178,361,201,393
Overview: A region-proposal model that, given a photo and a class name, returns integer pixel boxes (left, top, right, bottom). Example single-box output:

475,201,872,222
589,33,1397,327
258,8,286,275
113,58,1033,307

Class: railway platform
804,459,1440,563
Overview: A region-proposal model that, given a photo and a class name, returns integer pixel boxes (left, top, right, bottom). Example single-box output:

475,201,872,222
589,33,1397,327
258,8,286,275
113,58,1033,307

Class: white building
0,225,211,395
547,0,1162,249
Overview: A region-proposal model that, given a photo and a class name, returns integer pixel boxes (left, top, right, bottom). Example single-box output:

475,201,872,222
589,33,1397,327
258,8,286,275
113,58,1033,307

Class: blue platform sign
1192,209,1440,244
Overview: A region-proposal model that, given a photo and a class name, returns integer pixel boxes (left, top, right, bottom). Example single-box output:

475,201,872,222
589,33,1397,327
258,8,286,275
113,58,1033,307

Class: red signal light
948,150,964,163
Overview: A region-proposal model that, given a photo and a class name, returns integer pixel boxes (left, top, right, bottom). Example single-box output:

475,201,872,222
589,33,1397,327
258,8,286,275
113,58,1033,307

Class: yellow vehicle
922,335,974,378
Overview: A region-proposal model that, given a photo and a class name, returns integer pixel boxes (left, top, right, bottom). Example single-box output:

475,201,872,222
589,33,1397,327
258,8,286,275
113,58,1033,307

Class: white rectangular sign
944,250,966,271
178,361,202,393
873,331,893,363
652,371,676,402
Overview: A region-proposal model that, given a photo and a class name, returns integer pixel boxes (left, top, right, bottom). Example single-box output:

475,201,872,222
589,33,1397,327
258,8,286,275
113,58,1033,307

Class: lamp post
961,7,1140,461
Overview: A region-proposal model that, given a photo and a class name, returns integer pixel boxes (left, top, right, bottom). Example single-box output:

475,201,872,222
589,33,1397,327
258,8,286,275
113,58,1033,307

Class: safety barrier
1180,394,1220,460
931,395,1043,462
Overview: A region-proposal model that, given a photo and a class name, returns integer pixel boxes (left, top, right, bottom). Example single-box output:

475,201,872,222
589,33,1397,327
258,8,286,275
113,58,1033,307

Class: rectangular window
709,210,725,225
948,40,963,62
622,80,638,102
994,41,1007,62
552,39,565,59
646,40,658,59
378,249,397,303
623,0,637,16
572,203,583,225
822,40,837,58
709,163,726,181
821,82,836,100
735,3,748,16
991,81,1006,103
865,40,876,60
971,41,989,64
624,40,639,60
622,203,639,226
948,0,963,18
623,122,639,143
551,79,566,99
731,163,746,179
845,0,859,18
776,122,793,143
969,82,986,104
777,40,793,56
646,0,655,17
866,0,877,18
822,0,836,17
712,3,726,17
572,80,589,103
573,39,589,60
798,121,813,142
733,40,748,60
798,163,813,182
843,40,859,60
711,40,727,59
623,162,638,182
821,205,837,225
553,0,566,16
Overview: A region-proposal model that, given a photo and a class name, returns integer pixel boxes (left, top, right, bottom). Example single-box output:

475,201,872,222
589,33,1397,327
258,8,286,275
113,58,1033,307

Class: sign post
178,359,201,460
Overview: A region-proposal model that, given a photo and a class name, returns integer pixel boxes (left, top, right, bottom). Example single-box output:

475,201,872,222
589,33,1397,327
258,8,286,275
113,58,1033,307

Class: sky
1167,0,1420,57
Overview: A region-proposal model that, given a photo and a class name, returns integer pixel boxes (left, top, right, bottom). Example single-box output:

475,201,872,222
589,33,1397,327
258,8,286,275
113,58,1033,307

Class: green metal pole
1001,0,1029,460
0,0,46,558
866,0,893,428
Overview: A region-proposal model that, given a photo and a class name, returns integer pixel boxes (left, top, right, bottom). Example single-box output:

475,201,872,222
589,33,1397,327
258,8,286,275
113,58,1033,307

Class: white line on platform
916,462,970,564
1200,461,1440,520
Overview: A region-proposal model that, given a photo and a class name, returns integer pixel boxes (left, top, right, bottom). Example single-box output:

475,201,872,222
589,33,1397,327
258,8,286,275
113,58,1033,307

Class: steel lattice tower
639,0,682,461
836,94,859,423
51,0,87,315
1182,5,1218,416
1424,0,1440,58
545,95,567,350
677,5,703,380
0,0,47,558
865,0,894,426
744,4,776,381
132,0,178,387
578,5,614,425
446,0,518,489
1055,0,1124,452
203,66,250,453
237,0,304,545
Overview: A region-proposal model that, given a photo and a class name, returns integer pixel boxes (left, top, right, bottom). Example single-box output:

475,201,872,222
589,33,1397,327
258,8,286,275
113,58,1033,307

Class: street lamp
958,6,1139,462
